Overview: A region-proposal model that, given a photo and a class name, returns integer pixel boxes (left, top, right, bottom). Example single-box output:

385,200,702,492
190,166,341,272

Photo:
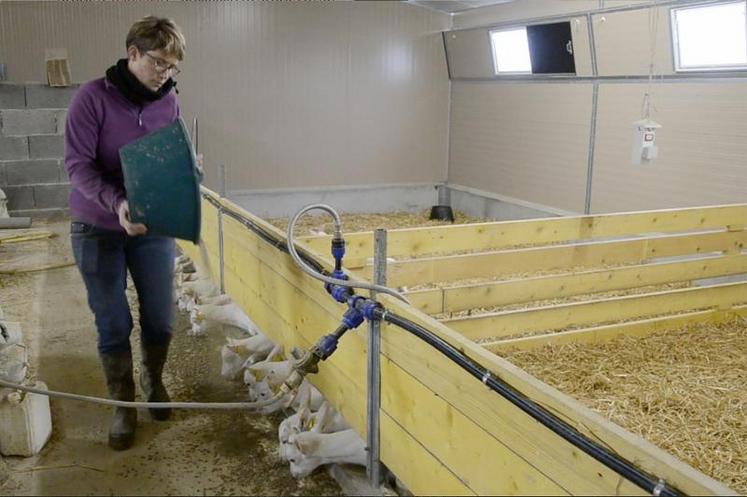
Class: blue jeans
70,221,175,355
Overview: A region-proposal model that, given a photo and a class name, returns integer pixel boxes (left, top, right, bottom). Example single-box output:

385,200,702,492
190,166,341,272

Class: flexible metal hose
0,379,284,410
286,203,409,303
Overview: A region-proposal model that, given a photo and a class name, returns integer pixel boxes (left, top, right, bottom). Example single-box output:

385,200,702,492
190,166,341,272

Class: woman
64,16,186,450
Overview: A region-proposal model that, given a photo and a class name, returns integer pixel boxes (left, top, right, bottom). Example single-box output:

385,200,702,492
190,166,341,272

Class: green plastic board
119,119,201,243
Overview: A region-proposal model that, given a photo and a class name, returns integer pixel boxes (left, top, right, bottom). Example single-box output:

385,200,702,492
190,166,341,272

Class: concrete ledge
228,183,440,219
446,183,573,220
9,207,69,219
327,464,399,497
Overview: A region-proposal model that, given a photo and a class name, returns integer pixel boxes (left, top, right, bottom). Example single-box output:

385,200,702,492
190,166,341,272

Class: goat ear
294,435,320,455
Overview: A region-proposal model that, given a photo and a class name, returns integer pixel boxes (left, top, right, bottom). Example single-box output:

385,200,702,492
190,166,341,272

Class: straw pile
268,209,483,235
499,318,747,494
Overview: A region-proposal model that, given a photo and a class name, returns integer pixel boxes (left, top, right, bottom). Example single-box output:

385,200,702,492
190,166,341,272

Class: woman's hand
117,200,148,236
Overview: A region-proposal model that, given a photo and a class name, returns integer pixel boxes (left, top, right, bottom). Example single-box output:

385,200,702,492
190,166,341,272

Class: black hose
376,308,683,497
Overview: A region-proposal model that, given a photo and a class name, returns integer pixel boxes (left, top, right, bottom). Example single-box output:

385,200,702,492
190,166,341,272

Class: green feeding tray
119,119,201,243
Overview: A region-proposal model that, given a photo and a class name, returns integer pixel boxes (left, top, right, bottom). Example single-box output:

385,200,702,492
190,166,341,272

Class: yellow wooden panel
219,215,570,495
380,413,475,496
220,211,628,495
485,307,747,352
378,294,735,496
380,355,568,496
407,254,747,314
445,282,747,341
367,230,747,287
302,204,747,264
185,190,735,496
219,236,479,496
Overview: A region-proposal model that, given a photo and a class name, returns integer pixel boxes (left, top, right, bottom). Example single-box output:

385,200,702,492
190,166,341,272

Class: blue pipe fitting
329,284,351,304
315,333,340,359
360,299,382,320
331,238,346,264
341,307,365,329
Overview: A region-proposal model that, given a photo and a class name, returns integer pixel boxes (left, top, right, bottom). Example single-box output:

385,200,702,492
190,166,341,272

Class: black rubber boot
140,340,171,421
99,350,137,450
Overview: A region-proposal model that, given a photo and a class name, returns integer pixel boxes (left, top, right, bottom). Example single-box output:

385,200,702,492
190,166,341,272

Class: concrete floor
0,219,342,496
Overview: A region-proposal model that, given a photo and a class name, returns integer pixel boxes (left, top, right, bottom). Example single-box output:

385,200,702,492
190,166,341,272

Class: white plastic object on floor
0,381,52,457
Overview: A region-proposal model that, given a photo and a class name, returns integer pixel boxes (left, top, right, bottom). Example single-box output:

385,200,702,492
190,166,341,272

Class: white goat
244,357,293,389
219,335,276,380
279,401,348,450
227,334,275,366
190,302,259,336
286,429,367,478
185,293,232,313
180,277,219,299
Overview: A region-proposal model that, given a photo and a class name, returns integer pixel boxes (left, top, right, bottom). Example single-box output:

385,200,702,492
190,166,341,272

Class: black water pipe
375,308,683,497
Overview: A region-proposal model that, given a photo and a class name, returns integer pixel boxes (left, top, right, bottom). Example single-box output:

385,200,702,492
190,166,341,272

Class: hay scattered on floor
499,319,747,494
267,209,484,236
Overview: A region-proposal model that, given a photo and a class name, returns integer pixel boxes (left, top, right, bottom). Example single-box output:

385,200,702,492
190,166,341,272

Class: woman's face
126,46,180,92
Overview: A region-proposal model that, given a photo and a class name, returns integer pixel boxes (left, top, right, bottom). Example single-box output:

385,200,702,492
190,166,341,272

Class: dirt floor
0,219,341,496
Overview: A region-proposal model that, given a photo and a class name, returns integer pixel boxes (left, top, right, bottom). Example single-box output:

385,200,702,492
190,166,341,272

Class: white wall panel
593,6,673,76
448,82,593,213
591,82,747,212
0,2,451,191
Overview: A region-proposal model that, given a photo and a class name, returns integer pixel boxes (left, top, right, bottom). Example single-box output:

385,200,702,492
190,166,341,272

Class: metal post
218,164,226,294
366,229,386,490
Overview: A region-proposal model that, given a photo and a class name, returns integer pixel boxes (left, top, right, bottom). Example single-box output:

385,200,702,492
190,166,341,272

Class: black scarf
105,58,177,106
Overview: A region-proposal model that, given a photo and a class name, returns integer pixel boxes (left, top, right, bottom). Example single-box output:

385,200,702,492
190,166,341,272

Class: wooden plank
219,243,479,496
362,230,747,287
444,282,747,341
380,355,569,496
377,293,736,496
407,254,747,314
484,306,747,352
217,211,645,495
217,215,572,495
380,412,476,496
181,191,736,496
302,203,747,265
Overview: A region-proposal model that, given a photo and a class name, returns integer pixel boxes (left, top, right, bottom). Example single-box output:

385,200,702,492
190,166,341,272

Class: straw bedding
268,209,483,235
499,318,747,494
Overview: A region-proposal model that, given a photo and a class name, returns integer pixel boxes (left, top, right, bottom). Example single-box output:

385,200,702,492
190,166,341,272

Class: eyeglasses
145,52,181,76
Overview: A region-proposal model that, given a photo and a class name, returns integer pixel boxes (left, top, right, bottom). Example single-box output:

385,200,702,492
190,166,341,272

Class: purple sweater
64,77,179,230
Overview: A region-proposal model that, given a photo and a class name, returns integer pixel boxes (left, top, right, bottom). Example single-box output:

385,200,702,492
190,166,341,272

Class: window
490,28,532,73
671,1,747,71
490,21,576,75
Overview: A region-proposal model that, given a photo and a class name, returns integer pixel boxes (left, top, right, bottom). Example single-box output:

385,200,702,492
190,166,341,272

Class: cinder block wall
0,83,74,217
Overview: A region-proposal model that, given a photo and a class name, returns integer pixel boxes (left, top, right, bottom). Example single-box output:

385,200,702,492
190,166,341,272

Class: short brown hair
126,16,186,61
